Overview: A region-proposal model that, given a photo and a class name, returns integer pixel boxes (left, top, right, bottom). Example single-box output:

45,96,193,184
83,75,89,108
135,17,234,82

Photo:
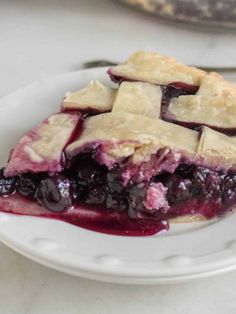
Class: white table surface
1,0,236,313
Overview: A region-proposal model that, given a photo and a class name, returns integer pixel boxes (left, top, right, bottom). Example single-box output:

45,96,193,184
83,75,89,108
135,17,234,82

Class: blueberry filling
0,153,235,223
18,173,44,197
0,169,18,196
36,175,73,213
164,175,192,204
222,174,236,206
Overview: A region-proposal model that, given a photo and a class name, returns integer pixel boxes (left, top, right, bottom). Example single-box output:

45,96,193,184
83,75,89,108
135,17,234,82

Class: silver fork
82,60,236,73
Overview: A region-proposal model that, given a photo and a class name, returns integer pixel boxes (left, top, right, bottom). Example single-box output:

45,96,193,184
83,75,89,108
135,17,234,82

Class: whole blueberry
222,174,236,204
176,163,195,178
106,195,129,211
165,175,192,204
106,171,123,194
77,166,102,185
128,184,147,212
0,168,18,196
192,167,222,201
85,185,107,205
18,173,42,197
36,175,72,212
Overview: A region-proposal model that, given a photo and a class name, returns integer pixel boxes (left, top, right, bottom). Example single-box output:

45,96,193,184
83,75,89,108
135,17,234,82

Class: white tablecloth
1,1,236,313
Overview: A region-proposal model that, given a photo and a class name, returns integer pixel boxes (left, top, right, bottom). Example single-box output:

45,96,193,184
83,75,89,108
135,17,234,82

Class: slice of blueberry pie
1,51,236,236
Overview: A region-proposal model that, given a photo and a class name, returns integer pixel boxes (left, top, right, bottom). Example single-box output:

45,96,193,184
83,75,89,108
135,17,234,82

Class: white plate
1,68,236,285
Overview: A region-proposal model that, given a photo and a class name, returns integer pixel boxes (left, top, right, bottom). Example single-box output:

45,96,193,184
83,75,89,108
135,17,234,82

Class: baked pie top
197,72,236,97
198,127,236,168
62,80,116,112
65,111,199,165
112,81,162,118
108,51,206,86
5,52,236,176
5,113,80,177
167,95,236,129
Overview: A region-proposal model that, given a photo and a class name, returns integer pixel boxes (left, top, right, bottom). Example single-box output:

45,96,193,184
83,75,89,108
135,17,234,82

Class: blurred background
1,0,236,96
122,0,236,28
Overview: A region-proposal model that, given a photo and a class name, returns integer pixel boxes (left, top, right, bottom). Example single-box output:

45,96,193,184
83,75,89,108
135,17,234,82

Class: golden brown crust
198,72,236,98
62,80,116,112
112,81,162,118
168,95,236,128
66,109,236,169
198,127,236,168
65,112,199,162
110,51,206,85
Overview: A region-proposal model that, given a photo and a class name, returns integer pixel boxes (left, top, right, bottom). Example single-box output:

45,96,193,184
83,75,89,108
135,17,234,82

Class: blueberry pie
1,51,236,236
